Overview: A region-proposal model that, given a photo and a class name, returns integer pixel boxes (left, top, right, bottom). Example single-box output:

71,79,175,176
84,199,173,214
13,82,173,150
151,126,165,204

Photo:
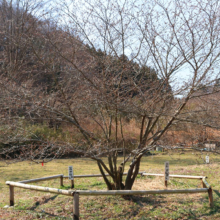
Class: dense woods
1,0,220,190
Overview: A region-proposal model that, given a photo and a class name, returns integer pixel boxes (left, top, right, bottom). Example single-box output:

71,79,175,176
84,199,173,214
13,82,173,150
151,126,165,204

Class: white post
164,161,169,187
206,156,209,164
69,166,74,188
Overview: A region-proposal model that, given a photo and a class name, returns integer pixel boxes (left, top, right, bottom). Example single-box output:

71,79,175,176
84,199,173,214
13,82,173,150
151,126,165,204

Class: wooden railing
6,172,213,220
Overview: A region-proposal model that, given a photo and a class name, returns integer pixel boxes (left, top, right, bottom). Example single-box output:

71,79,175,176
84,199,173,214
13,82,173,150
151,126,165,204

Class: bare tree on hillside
0,0,66,162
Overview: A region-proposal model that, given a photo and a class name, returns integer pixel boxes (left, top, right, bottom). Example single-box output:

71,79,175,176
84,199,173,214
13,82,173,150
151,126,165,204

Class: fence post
71,179,74,189
60,175,64,187
9,185,14,206
201,179,206,188
208,188,214,207
73,193,79,220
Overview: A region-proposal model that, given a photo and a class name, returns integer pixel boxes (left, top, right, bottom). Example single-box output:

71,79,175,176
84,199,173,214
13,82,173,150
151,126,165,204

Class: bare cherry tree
29,0,219,189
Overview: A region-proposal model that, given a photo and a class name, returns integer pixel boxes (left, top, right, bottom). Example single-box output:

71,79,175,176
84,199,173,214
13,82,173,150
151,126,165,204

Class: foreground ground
0,151,220,219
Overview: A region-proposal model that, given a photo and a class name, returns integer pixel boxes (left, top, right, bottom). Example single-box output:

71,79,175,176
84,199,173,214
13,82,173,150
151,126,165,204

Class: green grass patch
0,153,220,219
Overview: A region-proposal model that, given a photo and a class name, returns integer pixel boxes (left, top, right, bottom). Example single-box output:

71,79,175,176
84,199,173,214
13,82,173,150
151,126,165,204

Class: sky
13,0,220,96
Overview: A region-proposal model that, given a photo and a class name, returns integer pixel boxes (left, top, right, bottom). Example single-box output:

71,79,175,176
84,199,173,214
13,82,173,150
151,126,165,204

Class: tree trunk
124,157,141,190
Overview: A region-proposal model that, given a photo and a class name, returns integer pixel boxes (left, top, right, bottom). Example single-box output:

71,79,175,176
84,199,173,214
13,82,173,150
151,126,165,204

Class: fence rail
19,174,64,184
63,171,145,179
5,172,214,220
142,173,206,179
6,181,209,196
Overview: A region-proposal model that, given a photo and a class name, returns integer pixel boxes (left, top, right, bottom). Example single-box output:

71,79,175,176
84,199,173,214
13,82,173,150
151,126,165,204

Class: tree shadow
125,194,166,205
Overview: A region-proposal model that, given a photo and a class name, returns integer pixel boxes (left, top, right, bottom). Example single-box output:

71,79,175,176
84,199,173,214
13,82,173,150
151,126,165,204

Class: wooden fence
6,173,213,220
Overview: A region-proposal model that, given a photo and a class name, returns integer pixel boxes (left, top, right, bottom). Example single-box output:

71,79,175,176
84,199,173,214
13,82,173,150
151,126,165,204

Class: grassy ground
0,151,220,219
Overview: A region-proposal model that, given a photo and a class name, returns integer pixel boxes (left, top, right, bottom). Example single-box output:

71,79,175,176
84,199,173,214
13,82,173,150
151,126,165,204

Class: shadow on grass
27,209,70,219
126,194,166,205
129,194,220,219
125,195,167,215
214,189,220,198
28,195,58,211
82,195,167,219
208,204,220,216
